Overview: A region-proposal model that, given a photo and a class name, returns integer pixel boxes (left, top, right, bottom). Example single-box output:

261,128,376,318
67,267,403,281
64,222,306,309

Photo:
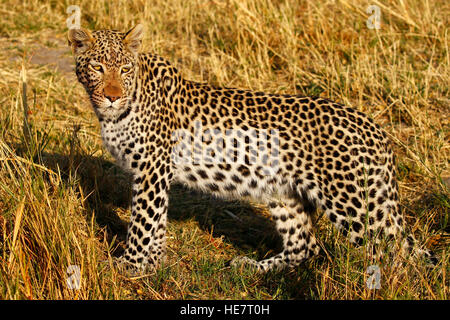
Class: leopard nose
103,85,122,103
105,94,120,102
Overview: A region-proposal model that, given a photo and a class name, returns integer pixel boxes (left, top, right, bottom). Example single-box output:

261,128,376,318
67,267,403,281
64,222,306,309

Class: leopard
67,24,437,275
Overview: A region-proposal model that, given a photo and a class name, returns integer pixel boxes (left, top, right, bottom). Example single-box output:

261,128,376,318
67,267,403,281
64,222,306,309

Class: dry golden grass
0,0,448,299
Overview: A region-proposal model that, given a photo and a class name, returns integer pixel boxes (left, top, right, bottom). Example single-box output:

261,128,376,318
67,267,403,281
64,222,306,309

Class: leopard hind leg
231,196,319,273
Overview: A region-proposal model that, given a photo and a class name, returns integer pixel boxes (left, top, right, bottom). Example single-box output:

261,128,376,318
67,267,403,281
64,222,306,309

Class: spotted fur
68,25,436,275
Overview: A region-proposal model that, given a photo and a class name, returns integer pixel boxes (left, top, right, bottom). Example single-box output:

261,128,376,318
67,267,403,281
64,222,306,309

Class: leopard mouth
91,95,130,114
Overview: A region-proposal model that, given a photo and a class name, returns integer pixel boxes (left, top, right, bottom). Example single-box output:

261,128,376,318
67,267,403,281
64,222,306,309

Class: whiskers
121,97,133,102
90,94,133,114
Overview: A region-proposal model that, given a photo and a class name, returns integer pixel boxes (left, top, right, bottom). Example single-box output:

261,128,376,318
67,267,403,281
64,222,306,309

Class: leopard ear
123,24,144,55
68,27,94,55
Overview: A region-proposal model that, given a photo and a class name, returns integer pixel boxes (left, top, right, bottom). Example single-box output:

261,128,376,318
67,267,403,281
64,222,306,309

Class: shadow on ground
41,151,284,259
47,151,322,298
50,152,320,298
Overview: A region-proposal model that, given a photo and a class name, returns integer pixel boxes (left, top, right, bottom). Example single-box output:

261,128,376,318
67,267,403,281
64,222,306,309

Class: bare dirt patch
4,33,75,81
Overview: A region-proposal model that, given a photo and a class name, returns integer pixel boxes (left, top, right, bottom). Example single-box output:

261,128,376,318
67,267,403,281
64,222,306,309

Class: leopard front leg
117,163,171,276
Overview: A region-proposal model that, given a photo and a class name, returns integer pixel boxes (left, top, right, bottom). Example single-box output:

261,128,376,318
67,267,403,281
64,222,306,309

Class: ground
0,0,448,299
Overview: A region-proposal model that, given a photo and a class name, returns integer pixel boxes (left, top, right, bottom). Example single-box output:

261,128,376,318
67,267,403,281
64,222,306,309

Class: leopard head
68,24,143,119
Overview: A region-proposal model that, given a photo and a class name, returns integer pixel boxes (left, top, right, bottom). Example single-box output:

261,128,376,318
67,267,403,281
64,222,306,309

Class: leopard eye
91,65,103,72
121,67,130,73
